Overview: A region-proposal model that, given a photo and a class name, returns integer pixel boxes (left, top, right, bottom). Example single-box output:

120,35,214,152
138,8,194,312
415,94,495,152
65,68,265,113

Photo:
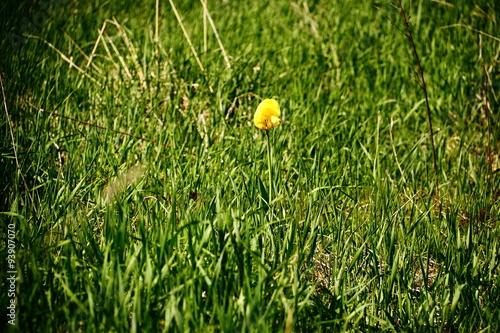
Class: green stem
266,130,272,206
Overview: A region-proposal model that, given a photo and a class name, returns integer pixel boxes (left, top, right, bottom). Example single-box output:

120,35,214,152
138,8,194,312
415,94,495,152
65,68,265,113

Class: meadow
1,0,499,331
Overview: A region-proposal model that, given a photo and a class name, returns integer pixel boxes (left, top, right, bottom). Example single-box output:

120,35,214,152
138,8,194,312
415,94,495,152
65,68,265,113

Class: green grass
1,0,499,332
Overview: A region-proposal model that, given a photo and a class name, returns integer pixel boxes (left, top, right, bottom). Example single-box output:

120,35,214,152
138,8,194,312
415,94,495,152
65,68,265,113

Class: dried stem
23,33,101,86
168,0,205,72
481,65,492,177
199,0,231,68
155,0,159,45
398,0,439,200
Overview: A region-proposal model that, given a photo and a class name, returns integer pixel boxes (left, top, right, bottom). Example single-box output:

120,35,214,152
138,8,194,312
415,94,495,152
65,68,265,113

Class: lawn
1,0,499,331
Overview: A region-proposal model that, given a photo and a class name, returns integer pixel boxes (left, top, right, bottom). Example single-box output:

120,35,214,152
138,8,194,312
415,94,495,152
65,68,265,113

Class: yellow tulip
254,99,282,130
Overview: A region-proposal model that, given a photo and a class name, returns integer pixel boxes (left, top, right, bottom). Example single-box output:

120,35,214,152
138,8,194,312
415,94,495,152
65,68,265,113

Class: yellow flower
254,99,282,130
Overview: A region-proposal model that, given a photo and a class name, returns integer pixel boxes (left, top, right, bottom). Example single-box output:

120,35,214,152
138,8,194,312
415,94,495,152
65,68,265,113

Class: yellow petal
256,99,280,117
254,99,281,130
270,116,282,127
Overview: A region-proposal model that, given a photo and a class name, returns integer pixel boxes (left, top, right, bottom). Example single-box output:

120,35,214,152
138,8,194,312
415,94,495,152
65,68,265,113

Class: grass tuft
1,0,499,332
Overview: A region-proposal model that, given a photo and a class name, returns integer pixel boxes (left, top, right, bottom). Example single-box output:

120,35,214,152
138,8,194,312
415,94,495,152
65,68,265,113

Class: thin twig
1,74,38,214
26,101,168,147
398,0,439,201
